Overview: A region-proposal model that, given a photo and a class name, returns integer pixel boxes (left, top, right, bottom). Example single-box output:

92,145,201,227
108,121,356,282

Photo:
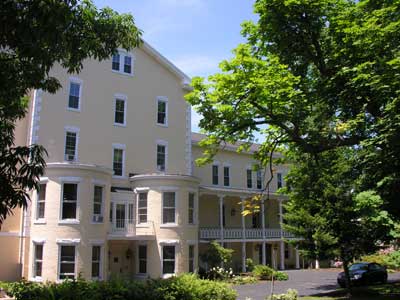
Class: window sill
113,123,126,127
30,277,43,282
162,273,176,279
156,123,168,128
111,69,134,77
33,220,46,225
58,220,80,225
112,175,128,179
90,222,104,225
67,107,81,113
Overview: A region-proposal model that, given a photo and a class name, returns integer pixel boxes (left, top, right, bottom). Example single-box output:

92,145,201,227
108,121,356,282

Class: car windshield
349,263,368,271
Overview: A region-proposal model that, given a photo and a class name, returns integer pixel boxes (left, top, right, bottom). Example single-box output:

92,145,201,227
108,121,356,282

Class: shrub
230,275,258,285
253,265,275,280
246,258,255,272
206,266,234,280
362,250,400,270
200,241,234,268
266,289,298,300
6,274,237,300
274,271,289,281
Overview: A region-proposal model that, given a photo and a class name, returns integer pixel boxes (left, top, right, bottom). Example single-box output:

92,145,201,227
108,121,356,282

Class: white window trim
246,167,253,189
160,242,178,278
31,240,45,281
136,191,148,225
111,49,135,76
161,189,178,227
156,139,168,173
67,77,83,112
223,164,231,187
277,172,284,189
112,143,126,178
113,93,128,127
34,183,47,223
89,243,104,280
91,183,105,224
136,242,148,276
57,243,78,281
187,190,197,226
156,96,168,127
212,162,220,186
64,126,80,162
188,243,196,273
59,178,81,224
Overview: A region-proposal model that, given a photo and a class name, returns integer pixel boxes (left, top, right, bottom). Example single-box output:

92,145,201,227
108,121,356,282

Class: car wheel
338,281,346,288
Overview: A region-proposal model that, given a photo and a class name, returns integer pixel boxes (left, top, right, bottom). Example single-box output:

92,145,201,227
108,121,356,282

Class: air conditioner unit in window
65,154,75,161
92,215,103,223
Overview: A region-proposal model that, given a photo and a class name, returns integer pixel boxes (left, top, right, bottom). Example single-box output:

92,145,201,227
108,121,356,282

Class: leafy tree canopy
186,0,400,216
0,0,142,224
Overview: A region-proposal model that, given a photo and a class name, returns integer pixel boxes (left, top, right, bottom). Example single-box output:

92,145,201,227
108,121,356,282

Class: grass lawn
301,282,400,300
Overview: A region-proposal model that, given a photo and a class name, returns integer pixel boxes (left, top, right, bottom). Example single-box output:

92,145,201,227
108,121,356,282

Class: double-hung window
112,53,120,71
277,173,283,189
223,166,230,187
162,192,175,224
138,245,147,274
91,245,102,279
68,80,81,111
188,192,195,225
212,165,219,185
92,186,103,223
188,244,195,273
246,169,252,188
112,51,133,75
156,142,167,172
138,192,147,224
162,245,175,274
36,183,46,220
33,243,44,278
62,183,78,220
59,245,76,280
114,96,127,126
64,130,78,161
157,97,168,126
256,170,262,189
112,145,125,177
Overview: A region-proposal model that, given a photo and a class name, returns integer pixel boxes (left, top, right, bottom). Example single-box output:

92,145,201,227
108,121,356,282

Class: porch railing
109,219,155,237
199,227,296,240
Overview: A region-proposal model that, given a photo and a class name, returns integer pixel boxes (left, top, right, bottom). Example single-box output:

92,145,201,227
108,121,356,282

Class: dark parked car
337,262,388,287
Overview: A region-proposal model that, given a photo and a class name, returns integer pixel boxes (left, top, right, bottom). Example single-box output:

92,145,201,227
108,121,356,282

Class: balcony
108,219,156,239
199,227,296,240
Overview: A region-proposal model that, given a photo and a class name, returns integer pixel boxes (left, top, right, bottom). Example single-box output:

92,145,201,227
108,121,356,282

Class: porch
199,227,295,240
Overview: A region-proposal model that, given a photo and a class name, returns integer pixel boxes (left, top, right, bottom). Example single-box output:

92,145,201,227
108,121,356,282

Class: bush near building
3,274,237,300
362,250,400,270
252,265,288,281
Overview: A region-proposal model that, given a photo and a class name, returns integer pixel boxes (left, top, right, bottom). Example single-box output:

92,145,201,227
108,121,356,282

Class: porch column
279,199,285,270
241,196,246,272
218,194,224,245
295,246,300,269
280,240,285,270
261,198,266,265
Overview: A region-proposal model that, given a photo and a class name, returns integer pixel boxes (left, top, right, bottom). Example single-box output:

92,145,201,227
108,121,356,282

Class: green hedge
4,274,237,300
362,250,400,270
252,265,289,281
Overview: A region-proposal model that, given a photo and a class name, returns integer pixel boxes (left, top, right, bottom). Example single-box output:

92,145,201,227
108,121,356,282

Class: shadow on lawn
307,281,400,299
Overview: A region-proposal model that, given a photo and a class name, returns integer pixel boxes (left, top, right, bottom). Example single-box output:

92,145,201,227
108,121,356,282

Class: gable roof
141,41,191,89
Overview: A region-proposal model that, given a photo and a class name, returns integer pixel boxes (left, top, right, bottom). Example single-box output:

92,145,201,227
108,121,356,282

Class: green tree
185,0,400,217
0,0,141,224
283,148,394,290
200,241,234,269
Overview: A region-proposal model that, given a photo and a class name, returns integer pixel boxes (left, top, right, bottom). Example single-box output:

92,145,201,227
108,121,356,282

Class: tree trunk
342,260,353,296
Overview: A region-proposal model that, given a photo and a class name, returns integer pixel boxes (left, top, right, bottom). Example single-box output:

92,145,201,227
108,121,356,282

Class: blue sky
93,0,257,132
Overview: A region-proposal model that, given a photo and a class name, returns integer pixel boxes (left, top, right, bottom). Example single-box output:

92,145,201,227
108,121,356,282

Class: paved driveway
234,269,400,300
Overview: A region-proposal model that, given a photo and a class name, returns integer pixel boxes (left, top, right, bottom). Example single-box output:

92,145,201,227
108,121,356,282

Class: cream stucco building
0,42,300,282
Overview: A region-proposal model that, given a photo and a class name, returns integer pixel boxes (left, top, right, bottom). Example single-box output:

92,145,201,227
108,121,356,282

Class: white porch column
315,259,320,269
218,194,224,244
261,198,266,265
241,197,246,272
280,240,285,270
295,246,300,269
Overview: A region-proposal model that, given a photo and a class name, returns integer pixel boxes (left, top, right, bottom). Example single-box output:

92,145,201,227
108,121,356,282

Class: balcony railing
109,219,155,237
199,227,296,240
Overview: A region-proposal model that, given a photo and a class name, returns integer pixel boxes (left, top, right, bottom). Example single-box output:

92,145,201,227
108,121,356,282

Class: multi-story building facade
0,41,299,282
